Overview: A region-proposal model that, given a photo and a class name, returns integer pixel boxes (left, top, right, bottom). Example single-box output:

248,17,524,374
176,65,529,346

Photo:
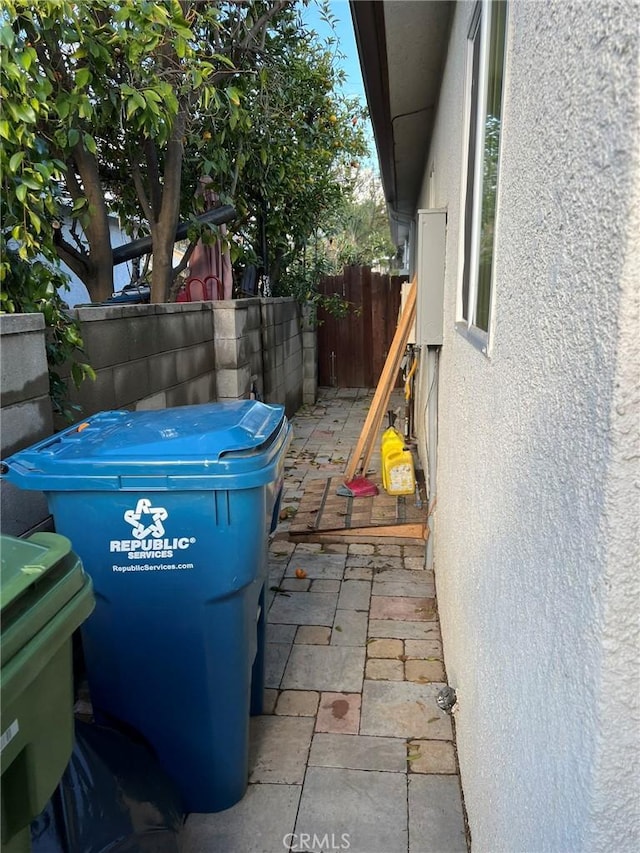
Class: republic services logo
110,498,195,558
124,498,168,539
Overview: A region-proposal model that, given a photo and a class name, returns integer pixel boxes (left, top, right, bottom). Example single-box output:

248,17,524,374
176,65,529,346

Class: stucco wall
415,2,639,850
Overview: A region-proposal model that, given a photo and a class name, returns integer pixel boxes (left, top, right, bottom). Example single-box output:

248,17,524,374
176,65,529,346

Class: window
460,0,507,340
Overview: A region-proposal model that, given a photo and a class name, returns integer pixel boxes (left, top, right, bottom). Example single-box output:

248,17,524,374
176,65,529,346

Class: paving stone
295,767,407,853
269,591,338,626
404,639,443,659
369,619,441,640
331,610,368,647
322,543,348,554
249,716,315,784
407,740,457,774
405,659,447,683
365,659,405,681
285,553,346,580
181,783,301,853
408,775,467,852
403,545,426,558
295,625,331,645
275,690,320,717
267,624,297,645
282,644,365,693
360,680,452,740
377,544,402,557
316,692,361,734
404,557,426,570
348,555,405,570
344,566,373,581
280,577,312,592
262,688,279,714
294,543,323,553
373,579,435,598
337,579,371,611
348,543,375,555
310,578,341,593
270,540,296,556
264,642,291,689
367,638,404,659
370,596,436,621
309,733,407,773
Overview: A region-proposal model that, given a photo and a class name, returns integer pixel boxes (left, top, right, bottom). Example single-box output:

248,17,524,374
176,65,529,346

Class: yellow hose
404,356,418,401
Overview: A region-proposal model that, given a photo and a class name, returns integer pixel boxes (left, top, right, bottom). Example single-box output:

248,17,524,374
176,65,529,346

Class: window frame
457,0,508,355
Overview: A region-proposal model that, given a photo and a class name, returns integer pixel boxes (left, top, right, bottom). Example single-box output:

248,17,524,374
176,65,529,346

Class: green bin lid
0,533,90,665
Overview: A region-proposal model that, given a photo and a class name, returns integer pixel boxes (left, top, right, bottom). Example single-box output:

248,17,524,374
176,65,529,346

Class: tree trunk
150,111,187,303
66,144,115,302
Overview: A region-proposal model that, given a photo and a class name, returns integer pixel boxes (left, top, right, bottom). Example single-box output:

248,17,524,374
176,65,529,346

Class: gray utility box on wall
415,209,446,346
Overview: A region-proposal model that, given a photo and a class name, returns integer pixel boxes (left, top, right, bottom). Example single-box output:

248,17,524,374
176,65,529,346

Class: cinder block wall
261,298,304,415
1,298,315,536
0,314,54,536
66,302,217,416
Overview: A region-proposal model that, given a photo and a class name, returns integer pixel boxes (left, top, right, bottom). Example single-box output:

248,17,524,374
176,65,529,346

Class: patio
181,387,468,853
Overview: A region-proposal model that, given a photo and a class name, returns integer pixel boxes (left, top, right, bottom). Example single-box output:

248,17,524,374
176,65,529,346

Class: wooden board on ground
286,474,427,545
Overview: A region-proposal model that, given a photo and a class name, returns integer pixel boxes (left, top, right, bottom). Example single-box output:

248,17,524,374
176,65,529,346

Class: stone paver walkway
182,388,468,853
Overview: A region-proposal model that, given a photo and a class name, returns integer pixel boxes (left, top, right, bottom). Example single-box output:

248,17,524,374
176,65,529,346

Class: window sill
455,321,490,357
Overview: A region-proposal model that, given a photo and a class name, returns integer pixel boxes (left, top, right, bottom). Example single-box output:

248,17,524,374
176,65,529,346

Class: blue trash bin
1,401,292,813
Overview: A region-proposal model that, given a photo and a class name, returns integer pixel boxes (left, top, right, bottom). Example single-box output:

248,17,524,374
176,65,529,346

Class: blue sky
301,0,366,101
301,0,376,167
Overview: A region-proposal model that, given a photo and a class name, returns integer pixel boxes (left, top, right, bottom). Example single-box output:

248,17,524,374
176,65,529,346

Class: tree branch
132,160,154,225
240,1,290,51
172,238,197,280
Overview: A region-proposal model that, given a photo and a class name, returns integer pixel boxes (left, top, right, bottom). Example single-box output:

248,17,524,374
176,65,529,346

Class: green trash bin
0,533,95,853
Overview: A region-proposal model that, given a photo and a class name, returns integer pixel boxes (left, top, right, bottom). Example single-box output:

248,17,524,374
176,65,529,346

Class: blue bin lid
2,401,290,491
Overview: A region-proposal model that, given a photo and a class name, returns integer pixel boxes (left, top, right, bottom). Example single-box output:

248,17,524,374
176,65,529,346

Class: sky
301,0,377,168
301,0,366,102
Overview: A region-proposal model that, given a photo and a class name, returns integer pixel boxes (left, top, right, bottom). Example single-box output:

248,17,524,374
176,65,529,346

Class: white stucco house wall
352,1,639,851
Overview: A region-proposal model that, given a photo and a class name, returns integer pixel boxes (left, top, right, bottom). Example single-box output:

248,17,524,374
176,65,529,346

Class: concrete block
135,391,167,410
80,317,131,369
74,305,124,322
165,373,216,408
69,366,117,417
302,330,316,350
212,303,248,338
114,359,151,408
215,364,251,399
1,397,53,457
0,481,51,538
247,329,262,355
154,302,202,316
275,322,284,346
0,313,49,406
285,316,300,341
214,336,248,369
176,343,214,383
261,300,275,325
146,350,178,395
124,315,162,361
303,378,317,404
246,303,262,331
301,303,316,332
262,325,277,350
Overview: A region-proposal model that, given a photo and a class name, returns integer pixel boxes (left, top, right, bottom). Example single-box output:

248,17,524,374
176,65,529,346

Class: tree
327,168,396,271
1,0,292,303
1,0,366,304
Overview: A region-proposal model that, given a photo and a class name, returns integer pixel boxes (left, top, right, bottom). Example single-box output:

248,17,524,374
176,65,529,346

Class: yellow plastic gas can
381,417,416,496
